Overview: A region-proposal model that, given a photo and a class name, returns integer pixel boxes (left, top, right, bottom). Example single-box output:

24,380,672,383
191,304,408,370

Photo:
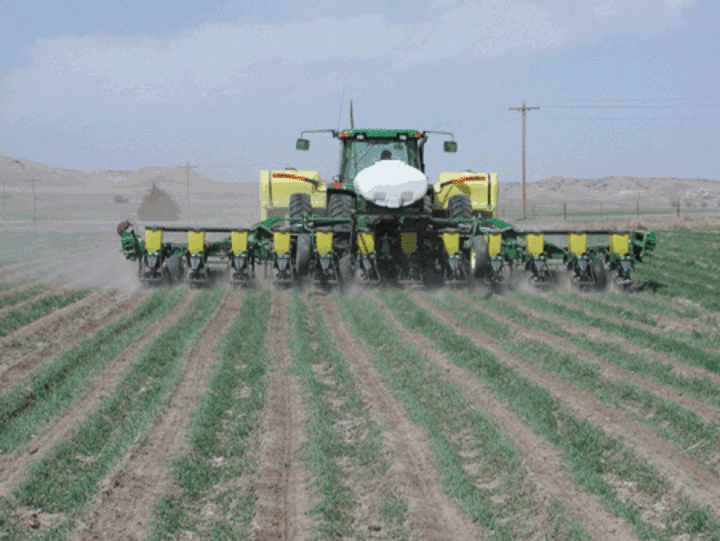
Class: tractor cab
336,129,426,182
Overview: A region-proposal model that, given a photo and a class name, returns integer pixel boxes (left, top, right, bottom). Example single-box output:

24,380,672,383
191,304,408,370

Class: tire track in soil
414,292,720,522
0,289,148,393
316,294,482,541
74,287,242,541
380,291,639,541
503,294,720,390
250,290,314,541
0,288,99,346
458,293,720,426
0,290,199,500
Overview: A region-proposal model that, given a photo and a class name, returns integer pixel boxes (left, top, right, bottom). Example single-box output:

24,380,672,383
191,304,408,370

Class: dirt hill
501,176,720,208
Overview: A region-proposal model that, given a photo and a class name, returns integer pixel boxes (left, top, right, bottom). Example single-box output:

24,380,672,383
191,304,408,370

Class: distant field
0,228,719,539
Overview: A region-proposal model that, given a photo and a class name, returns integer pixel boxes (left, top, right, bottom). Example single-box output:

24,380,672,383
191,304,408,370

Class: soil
413,292,720,521
249,290,315,541
0,291,197,501
74,287,242,540
317,294,483,540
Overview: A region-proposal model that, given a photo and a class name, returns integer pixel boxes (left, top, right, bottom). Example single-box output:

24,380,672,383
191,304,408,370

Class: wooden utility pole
509,102,539,220
178,161,198,225
27,178,37,224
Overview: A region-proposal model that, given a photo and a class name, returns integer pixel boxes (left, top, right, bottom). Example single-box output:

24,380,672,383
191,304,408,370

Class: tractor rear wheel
328,193,354,232
448,194,472,220
289,193,311,218
470,235,490,278
591,259,608,291
295,234,311,276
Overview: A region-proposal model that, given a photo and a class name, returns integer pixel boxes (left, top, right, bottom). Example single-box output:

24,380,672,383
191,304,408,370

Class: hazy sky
0,0,718,184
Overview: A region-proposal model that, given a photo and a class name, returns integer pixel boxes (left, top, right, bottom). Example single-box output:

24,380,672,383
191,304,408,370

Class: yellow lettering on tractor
610,233,630,256
260,169,326,220
357,232,375,255
526,233,544,256
400,232,417,255
315,231,333,255
568,233,587,256
231,230,248,254
433,171,498,217
145,229,163,253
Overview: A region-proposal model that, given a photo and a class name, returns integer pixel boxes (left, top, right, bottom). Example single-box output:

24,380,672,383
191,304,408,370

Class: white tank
353,160,428,209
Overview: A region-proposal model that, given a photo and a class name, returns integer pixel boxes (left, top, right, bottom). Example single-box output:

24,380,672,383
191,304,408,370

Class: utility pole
178,161,198,225
27,178,37,224
2,180,5,221
509,102,539,220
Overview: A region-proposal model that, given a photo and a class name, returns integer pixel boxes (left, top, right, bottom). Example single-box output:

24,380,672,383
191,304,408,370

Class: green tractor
117,128,656,290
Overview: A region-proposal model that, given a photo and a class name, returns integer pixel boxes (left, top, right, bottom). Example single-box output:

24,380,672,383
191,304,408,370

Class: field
1,225,720,540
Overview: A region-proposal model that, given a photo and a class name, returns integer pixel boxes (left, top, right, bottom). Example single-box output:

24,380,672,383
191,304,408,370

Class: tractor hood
353,160,428,208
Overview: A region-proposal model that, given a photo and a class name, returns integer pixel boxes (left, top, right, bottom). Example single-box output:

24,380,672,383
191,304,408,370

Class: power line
543,103,720,109
509,102,539,221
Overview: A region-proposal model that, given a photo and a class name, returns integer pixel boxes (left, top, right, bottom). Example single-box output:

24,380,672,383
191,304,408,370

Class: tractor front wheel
470,235,490,278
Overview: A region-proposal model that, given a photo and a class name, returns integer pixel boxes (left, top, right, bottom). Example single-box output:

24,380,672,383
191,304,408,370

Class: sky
0,0,718,184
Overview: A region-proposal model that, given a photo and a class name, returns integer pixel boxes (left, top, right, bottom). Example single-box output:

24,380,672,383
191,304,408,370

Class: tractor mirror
296,138,310,151
443,141,457,153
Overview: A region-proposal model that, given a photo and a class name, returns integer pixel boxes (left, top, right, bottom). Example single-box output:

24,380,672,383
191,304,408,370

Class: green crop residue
0,289,91,337
513,292,720,375
449,293,720,475
0,287,187,454
288,294,389,540
2,288,224,538
385,291,720,540
337,294,587,540
0,284,47,309
468,291,720,411
148,292,271,540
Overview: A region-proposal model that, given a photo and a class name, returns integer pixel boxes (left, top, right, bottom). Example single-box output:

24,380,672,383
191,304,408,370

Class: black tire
591,259,608,291
470,235,490,278
295,234,311,276
167,254,182,283
289,193,311,218
328,193,354,232
448,194,472,220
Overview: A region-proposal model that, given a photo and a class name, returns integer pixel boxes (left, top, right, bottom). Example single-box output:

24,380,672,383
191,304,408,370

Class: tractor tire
167,254,182,283
295,233,311,276
289,193,311,218
328,193,354,232
448,194,472,220
591,259,608,291
470,235,490,278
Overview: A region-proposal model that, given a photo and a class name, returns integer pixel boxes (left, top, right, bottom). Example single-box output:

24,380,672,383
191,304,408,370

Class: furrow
75,287,240,540
459,292,720,425
316,293,482,540
0,291,197,498
250,290,314,541
386,291,638,541
0,289,148,393
505,293,720,389
412,292,720,521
